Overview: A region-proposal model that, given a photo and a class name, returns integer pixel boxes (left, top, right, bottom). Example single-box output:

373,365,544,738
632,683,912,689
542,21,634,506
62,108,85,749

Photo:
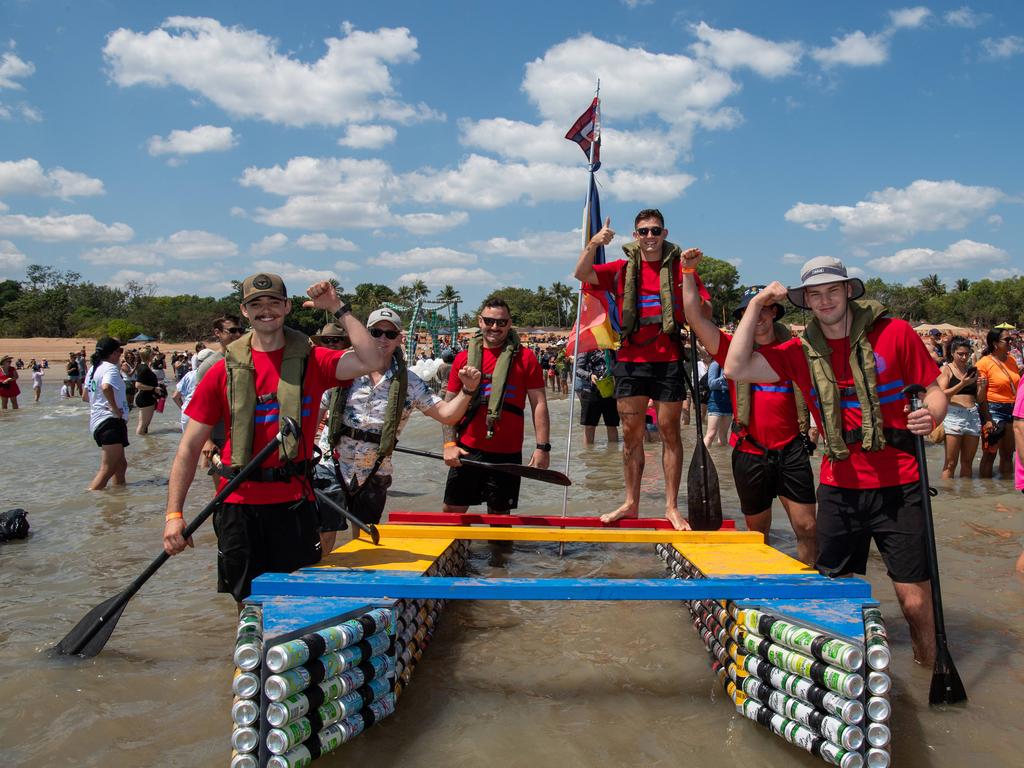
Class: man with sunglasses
574,209,709,530
195,315,246,461
442,297,549,522
314,308,481,553
162,274,384,602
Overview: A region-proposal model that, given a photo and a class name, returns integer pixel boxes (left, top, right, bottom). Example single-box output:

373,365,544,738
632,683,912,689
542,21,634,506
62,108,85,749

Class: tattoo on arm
442,390,457,442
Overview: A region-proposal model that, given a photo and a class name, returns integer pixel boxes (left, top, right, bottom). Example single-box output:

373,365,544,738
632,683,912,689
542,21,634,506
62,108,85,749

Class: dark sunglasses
318,337,346,345
221,327,244,334
369,328,400,339
635,226,664,236
480,317,509,328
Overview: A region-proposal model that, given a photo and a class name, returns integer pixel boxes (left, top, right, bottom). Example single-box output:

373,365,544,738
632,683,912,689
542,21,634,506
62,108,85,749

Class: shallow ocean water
1,385,1022,767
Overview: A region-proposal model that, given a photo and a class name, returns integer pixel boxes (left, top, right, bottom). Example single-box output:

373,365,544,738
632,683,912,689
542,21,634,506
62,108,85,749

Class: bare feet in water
600,503,638,525
665,508,691,531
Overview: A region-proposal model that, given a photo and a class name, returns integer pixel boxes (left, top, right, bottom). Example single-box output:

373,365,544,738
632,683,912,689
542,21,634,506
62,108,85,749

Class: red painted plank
385,511,735,530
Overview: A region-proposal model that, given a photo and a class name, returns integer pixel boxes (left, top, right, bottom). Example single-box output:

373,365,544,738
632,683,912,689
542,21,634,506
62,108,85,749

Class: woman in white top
83,337,130,490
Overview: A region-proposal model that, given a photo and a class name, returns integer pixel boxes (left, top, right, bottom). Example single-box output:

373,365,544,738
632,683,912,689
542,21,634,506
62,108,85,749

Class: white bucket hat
787,256,865,310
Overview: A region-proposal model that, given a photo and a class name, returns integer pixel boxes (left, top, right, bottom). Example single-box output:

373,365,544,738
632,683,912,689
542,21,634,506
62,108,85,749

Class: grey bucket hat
787,256,865,310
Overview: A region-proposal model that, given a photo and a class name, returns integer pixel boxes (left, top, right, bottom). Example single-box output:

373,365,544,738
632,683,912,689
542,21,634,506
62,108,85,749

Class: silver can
867,695,891,722
231,696,259,727
230,726,259,754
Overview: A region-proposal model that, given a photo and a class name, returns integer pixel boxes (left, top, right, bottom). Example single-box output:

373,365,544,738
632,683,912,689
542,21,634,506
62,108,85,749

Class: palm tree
396,285,416,306
919,274,945,297
550,281,574,327
411,279,430,302
435,284,461,305
955,278,971,293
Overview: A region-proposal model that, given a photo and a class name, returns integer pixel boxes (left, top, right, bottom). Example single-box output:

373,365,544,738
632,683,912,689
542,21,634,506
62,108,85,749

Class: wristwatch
333,302,351,320
536,443,551,452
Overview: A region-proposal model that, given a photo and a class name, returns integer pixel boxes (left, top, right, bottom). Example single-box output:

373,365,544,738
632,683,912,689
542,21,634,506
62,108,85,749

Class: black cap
95,337,123,357
733,286,784,321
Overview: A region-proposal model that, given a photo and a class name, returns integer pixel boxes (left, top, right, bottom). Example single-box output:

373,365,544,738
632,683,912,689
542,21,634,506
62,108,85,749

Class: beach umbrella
128,333,156,342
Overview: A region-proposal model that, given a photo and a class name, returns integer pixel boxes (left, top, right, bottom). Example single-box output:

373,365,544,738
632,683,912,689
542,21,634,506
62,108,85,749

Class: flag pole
559,82,600,542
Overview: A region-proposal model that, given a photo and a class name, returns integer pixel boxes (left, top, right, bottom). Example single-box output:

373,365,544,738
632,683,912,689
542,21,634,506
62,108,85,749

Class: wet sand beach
1,386,1022,767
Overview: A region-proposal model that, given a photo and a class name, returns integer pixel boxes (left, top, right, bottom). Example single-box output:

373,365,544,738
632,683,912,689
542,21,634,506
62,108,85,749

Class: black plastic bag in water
0,508,29,541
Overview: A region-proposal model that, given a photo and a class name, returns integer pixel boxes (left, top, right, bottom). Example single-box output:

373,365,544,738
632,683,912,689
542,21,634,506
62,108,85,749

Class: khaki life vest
618,240,683,344
325,349,408,464
460,328,522,439
734,322,811,440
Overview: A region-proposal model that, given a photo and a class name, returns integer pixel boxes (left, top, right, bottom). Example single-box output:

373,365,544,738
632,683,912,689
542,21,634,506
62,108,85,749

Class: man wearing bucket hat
162,273,385,602
724,256,947,666
313,307,481,553
680,265,817,564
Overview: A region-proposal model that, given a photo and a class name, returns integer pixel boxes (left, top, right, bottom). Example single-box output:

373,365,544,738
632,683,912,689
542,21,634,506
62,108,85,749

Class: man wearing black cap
723,256,947,666
162,273,384,602
680,262,817,564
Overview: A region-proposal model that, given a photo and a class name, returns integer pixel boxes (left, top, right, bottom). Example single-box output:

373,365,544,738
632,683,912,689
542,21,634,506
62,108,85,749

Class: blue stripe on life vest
877,379,905,393
840,399,861,409
878,392,904,405
752,384,793,393
255,402,276,411
254,413,279,424
301,409,310,417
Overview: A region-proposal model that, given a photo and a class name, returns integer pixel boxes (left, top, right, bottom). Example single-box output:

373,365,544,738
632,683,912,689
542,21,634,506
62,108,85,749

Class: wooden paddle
685,327,722,530
393,446,572,487
903,384,968,705
53,417,301,658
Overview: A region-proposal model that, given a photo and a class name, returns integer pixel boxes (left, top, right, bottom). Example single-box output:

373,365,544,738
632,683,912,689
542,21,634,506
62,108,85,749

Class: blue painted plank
732,599,878,643
249,571,872,601
257,597,396,643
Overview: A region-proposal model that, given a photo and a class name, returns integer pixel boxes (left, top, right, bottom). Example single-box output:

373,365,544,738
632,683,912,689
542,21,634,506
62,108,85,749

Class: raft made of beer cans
229,513,890,767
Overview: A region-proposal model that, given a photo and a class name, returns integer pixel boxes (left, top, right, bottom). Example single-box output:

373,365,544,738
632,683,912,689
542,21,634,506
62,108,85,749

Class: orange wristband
444,441,457,448
165,511,184,521
680,267,697,274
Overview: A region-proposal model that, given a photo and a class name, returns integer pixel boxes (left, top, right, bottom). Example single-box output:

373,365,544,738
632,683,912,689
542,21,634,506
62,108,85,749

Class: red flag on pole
564,97,601,168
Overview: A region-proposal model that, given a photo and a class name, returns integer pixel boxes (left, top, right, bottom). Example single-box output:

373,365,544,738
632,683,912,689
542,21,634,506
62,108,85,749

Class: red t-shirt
593,258,709,363
712,330,802,455
758,318,938,489
448,345,544,453
186,345,347,504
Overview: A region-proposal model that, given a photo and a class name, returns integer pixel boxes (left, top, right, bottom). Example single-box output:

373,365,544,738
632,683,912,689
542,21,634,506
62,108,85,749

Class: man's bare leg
601,395,646,523
583,425,597,446
780,497,817,566
743,508,773,544
655,400,689,530
893,580,935,666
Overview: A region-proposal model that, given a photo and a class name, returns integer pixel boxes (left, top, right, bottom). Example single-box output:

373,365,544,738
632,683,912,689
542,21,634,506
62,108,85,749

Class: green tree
919,274,945,298
435,284,461,304
696,256,741,320
954,278,971,293
550,281,574,327
410,279,430,302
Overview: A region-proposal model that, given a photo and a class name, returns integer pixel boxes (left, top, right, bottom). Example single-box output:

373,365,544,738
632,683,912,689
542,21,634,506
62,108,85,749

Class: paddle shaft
687,327,712,496
313,488,380,545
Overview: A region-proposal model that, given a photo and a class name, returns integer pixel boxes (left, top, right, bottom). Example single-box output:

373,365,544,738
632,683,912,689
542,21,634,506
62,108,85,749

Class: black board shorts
444,447,522,512
213,499,322,602
613,361,686,403
815,482,928,583
579,392,620,427
93,417,129,448
135,390,157,409
731,438,815,514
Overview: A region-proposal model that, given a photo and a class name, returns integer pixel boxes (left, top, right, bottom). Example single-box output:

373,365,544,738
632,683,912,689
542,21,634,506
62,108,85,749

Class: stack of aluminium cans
231,605,264,768
861,607,892,768
262,607,397,768
654,543,878,768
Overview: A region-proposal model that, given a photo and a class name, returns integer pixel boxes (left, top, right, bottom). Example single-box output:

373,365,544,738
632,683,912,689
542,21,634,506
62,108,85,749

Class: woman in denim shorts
938,337,980,478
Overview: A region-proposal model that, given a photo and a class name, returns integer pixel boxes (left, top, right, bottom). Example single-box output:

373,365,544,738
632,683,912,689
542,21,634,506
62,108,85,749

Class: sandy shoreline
0,336,210,365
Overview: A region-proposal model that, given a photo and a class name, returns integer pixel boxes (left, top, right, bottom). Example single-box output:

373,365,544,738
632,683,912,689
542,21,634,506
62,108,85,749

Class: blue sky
1,1,1021,310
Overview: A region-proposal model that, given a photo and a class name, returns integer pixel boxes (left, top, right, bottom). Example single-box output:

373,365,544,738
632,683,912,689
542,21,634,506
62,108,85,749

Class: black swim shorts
443,446,523,512
93,417,129,448
731,438,815,515
213,499,322,602
815,482,928,583
612,361,686,403
579,392,621,427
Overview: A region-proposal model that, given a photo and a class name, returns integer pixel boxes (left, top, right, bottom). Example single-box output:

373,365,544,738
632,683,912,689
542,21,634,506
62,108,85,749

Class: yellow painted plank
374,524,762,545
675,542,813,576
313,535,455,573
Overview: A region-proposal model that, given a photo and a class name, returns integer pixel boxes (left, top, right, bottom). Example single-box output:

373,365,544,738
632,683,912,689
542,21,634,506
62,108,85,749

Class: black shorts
731,438,815,514
443,447,522,511
815,482,929,583
312,463,392,529
612,360,686,402
93,417,129,448
579,392,620,427
135,391,157,408
213,499,322,601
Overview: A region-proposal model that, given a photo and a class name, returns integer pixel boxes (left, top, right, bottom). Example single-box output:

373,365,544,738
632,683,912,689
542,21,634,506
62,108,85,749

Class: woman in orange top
976,327,1021,478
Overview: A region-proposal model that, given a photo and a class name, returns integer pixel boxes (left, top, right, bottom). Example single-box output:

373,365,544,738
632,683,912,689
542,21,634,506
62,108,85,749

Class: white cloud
981,36,1024,60
368,247,477,269
19,104,42,122
784,179,1004,242
888,7,931,29
250,259,336,290
0,159,105,198
987,267,1022,279
103,17,442,127
147,124,237,158
944,7,987,28
690,21,803,78
0,239,27,275
338,124,397,149
296,233,358,252
333,260,359,272
987,214,1003,227
250,232,288,255
0,52,34,90
620,0,653,8
473,229,583,262
605,169,697,202
811,31,889,68
83,229,238,264
780,252,805,264
397,267,505,287
0,213,132,242
82,245,164,266
866,239,1008,273
109,267,234,296
392,211,469,234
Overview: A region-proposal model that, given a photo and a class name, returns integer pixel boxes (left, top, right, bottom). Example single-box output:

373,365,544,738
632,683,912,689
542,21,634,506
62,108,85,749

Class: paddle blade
368,524,381,546
686,445,722,531
930,651,968,705
52,591,130,657
461,459,572,486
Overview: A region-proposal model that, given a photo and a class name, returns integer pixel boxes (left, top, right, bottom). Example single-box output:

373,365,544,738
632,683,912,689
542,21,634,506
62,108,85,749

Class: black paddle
313,489,381,545
393,445,572,487
53,417,301,658
685,327,722,530
903,384,968,705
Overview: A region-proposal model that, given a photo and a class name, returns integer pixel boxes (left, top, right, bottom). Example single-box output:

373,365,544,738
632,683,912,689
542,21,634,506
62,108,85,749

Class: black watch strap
333,303,351,320
536,443,551,452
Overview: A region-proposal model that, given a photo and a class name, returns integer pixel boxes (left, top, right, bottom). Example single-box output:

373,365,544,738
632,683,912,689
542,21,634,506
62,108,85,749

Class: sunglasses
635,226,664,236
480,317,509,327
369,328,400,340
318,337,346,345
220,327,244,334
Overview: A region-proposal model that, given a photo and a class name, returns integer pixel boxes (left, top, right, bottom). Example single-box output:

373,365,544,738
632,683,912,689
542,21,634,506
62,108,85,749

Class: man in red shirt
681,269,817,564
442,297,549,516
161,273,383,602
724,257,947,665
574,209,707,530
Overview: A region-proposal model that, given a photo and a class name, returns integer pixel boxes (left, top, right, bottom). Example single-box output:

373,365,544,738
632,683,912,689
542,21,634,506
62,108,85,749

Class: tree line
1,262,1020,342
